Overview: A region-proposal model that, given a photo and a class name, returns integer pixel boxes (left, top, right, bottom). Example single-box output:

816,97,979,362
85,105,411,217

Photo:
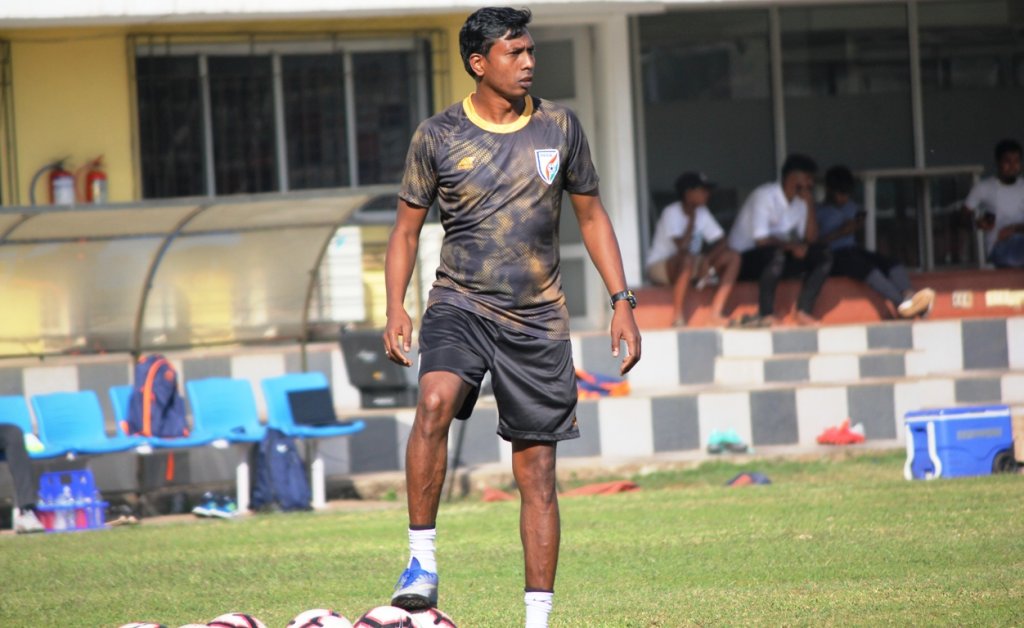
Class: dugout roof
0,186,398,359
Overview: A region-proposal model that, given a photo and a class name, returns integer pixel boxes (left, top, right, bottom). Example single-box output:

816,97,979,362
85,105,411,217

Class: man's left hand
610,306,642,375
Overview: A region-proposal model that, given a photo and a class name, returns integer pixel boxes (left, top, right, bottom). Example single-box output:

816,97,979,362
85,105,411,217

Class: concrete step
573,316,1024,388
713,348,927,386
313,315,1024,484
339,368,1024,478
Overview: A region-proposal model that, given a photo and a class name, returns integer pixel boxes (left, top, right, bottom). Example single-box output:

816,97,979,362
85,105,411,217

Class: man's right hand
383,309,414,367
788,243,808,259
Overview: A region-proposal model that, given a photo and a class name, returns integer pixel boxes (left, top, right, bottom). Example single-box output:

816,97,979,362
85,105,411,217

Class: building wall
10,31,134,204
0,15,474,206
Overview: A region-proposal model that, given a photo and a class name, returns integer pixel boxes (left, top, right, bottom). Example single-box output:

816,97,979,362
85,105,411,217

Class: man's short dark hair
825,165,855,195
459,7,532,79
673,171,714,199
781,153,818,180
995,138,1022,162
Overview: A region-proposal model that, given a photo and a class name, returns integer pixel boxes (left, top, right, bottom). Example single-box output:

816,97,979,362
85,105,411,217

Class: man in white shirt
727,154,831,326
646,171,739,326
964,139,1024,268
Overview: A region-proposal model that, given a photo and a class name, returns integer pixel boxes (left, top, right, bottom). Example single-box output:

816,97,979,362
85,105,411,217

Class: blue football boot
391,557,438,611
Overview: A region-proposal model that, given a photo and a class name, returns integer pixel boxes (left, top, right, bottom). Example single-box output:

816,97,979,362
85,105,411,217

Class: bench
633,268,1024,328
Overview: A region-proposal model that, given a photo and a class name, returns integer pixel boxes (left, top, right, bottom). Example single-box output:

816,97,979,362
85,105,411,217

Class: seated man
964,138,1024,268
0,424,44,533
817,165,935,318
645,171,739,327
727,154,831,327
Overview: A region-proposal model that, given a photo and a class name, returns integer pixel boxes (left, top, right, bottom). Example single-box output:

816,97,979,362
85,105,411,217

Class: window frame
0,39,15,206
130,33,433,198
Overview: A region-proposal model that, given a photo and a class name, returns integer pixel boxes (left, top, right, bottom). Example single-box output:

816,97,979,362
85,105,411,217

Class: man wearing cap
646,171,740,326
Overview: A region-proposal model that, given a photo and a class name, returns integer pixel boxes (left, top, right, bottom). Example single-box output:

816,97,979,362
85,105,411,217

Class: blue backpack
251,428,311,512
124,355,188,438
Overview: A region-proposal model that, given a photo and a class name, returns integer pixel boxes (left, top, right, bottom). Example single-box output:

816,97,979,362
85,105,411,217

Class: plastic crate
36,470,108,532
904,405,1015,480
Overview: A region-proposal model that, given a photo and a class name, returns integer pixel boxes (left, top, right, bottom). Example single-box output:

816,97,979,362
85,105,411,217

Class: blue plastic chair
260,372,366,439
108,384,215,449
0,395,68,459
185,378,266,443
31,391,147,456
108,384,132,428
259,372,366,510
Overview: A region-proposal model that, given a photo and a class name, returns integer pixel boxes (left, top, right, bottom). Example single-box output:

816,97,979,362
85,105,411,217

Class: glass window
353,52,419,185
637,10,774,236
208,56,277,195
780,4,914,170
532,39,576,101
919,0,1024,168
134,37,431,199
282,54,350,189
136,56,205,198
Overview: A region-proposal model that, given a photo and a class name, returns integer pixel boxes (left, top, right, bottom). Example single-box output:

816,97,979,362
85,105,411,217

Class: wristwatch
610,289,637,310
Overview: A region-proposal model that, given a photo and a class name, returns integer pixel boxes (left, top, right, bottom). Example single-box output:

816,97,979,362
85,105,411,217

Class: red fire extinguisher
48,161,76,206
78,156,108,204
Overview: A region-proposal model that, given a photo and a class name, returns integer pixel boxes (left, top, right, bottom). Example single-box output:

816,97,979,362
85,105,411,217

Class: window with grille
133,35,433,199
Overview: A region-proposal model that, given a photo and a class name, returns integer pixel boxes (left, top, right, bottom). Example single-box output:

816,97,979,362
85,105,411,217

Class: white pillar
593,14,643,287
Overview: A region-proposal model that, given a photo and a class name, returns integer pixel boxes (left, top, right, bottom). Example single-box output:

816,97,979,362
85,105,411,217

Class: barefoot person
646,171,739,326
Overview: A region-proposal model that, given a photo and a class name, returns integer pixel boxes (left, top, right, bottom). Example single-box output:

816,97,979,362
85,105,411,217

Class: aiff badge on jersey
535,149,560,185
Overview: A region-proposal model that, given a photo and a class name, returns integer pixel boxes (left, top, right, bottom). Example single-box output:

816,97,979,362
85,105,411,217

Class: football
409,608,457,627
311,618,355,628
206,612,268,628
352,606,416,628
117,624,166,628
288,608,354,628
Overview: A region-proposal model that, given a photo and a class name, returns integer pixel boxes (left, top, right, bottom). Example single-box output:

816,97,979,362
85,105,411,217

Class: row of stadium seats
0,372,365,511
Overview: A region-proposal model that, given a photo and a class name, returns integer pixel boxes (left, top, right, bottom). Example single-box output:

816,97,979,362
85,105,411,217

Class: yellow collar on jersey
463,94,533,133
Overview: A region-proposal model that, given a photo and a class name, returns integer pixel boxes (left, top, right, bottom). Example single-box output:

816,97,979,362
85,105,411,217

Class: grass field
1,449,1022,627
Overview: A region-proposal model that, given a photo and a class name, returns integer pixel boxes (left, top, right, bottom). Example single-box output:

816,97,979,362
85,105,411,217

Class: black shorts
418,303,580,443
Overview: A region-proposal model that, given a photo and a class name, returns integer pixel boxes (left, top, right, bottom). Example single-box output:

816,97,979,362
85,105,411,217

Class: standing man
382,7,641,628
727,154,832,327
963,139,1024,268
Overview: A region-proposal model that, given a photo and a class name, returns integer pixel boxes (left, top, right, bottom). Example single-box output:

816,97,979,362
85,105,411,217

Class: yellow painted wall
0,13,476,206
9,32,133,205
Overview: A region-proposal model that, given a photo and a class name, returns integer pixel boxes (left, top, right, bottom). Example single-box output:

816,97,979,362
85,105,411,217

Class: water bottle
57,485,74,531
37,485,54,531
84,489,103,528
79,493,94,529
74,484,88,529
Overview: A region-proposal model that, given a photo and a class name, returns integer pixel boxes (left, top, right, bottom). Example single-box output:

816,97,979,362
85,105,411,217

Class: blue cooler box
904,405,1014,480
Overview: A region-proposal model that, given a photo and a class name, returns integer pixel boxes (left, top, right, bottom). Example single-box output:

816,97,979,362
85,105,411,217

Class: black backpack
250,429,311,512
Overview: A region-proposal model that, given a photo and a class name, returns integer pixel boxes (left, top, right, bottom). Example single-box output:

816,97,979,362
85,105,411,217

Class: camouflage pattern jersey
399,94,600,340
